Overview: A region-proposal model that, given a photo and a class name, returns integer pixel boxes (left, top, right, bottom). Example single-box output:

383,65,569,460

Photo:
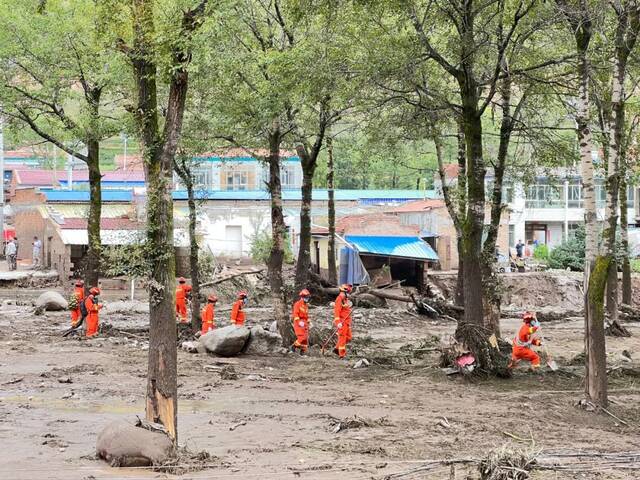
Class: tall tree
118,0,209,442
0,0,123,288
326,133,338,285
557,0,608,407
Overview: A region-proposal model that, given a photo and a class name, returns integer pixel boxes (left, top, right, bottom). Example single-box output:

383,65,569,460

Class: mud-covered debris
153,447,217,475
229,420,247,431
329,415,391,433
479,445,537,480
57,377,73,384
97,421,173,467
353,358,370,369
181,341,200,353
219,365,238,380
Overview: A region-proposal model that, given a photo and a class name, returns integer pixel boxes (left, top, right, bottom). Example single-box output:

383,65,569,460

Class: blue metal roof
59,180,146,188
41,189,133,202
345,235,439,261
172,189,437,202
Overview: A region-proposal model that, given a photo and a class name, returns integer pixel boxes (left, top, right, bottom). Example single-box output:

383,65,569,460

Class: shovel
541,337,558,371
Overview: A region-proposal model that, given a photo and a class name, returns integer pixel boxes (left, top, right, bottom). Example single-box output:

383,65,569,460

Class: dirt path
1,291,639,479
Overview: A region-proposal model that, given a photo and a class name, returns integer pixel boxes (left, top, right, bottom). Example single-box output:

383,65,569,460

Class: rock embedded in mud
243,326,283,355
96,421,173,467
181,341,201,353
35,291,68,311
200,325,250,357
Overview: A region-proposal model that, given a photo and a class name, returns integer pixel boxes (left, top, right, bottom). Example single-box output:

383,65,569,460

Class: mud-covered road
1,287,639,479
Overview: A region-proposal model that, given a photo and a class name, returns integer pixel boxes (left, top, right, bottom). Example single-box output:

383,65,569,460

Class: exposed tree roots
605,320,631,337
450,323,512,378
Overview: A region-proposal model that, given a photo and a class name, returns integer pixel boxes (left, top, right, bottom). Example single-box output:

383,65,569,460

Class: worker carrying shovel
509,311,543,371
333,284,353,358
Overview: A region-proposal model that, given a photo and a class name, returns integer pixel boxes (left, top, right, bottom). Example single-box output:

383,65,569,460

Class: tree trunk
131,0,201,442
186,177,201,333
268,123,293,346
620,176,632,305
327,135,337,286
86,139,102,289
573,13,608,407
294,152,317,291
455,120,466,306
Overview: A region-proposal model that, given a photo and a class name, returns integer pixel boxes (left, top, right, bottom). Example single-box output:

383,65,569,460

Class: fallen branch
200,269,264,288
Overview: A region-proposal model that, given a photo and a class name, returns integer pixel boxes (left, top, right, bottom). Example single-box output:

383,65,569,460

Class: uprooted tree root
605,320,632,337
440,324,512,378
153,446,217,475
479,446,537,480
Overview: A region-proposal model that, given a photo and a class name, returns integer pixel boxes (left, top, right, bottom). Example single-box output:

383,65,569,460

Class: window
225,171,249,191
526,184,563,208
281,164,299,190
509,224,515,247
503,185,514,204
627,185,635,209
191,166,211,188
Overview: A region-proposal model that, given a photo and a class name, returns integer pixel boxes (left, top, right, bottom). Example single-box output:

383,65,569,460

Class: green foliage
101,239,150,278
631,259,640,273
548,227,586,271
198,250,217,283
533,244,550,261
249,230,294,265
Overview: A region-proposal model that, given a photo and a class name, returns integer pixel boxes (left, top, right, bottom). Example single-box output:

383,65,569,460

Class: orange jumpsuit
511,322,542,367
230,299,246,326
201,303,216,335
175,284,192,323
70,286,85,326
334,292,352,358
84,295,102,338
292,299,310,353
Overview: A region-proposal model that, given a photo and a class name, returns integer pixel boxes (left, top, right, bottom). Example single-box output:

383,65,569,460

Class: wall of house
310,236,345,280
13,208,46,262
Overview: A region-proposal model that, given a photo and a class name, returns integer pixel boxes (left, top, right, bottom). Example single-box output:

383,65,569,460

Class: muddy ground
1,279,640,480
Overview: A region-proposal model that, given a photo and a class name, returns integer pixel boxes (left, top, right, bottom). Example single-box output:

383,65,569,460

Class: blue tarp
339,246,370,286
41,189,133,202
345,235,439,261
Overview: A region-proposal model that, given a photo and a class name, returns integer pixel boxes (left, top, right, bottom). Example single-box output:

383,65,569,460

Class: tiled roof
335,213,420,236
14,169,67,186
386,199,446,213
58,217,141,230
442,164,460,179
195,148,298,160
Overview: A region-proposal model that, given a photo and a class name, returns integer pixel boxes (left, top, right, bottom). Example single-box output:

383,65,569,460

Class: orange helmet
523,311,536,322
237,290,248,299
75,280,84,287
178,277,186,284
339,284,353,293
299,289,310,297
90,287,101,295
207,294,218,303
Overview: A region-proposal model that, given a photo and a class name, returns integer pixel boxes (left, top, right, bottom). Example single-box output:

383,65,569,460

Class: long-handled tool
540,335,558,371
62,317,85,337
320,327,338,355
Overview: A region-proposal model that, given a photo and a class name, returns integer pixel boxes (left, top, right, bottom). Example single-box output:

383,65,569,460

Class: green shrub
631,258,640,273
548,227,585,271
533,243,550,261
249,230,294,265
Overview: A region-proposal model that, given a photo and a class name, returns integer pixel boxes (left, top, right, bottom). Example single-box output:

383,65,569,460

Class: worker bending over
70,280,85,327
334,284,353,358
510,311,542,370
231,290,248,326
201,294,217,335
175,277,192,323
84,287,103,338
292,289,311,354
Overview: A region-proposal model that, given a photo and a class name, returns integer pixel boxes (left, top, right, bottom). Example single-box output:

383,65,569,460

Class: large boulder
96,421,173,467
36,291,68,311
104,300,149,314
244,325,283,355
200,325,250,356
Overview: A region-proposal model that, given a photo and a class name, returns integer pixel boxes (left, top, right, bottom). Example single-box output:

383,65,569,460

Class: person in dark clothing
515,239,524,258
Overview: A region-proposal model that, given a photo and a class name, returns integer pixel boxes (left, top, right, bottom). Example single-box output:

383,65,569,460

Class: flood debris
328,415,390,433
352,358,370,369
479,446,537,480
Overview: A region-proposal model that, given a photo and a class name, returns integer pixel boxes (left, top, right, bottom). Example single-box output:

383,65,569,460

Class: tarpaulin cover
339,246,370,286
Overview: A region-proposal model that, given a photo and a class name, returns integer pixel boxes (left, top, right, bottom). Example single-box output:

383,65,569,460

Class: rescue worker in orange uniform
230,291,248,326
510,311,542,370
333,284,353,358
175,277,192,323
200,294,218,335
292,289,311,354
71,280,85,327
84,287,103,338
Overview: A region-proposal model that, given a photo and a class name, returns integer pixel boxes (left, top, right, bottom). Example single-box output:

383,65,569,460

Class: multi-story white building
435,165,639,254
176,148,303,191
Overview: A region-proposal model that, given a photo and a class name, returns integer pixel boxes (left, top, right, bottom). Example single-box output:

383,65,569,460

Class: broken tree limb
199,269,264,288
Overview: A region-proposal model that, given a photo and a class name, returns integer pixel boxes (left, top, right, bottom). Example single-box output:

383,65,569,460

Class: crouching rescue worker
175,277,192,323
510,311,542,370
84,287,103,338
231,290,248,326
333,284,353,358
292,289,311,354
201,294,217,335
70,280,85,327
